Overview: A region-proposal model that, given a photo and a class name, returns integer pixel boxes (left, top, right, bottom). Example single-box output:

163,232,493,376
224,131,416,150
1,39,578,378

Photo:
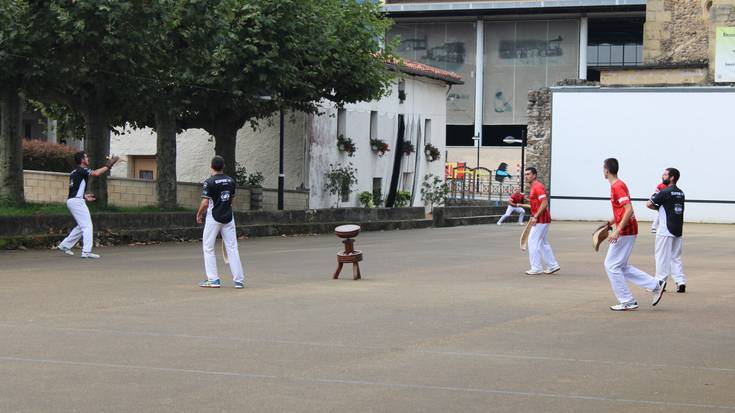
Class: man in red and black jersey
602,158,665,311
524,167,560,275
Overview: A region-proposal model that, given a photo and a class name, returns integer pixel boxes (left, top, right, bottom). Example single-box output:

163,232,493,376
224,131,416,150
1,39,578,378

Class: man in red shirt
602,158,666,311
524,167,560,275
650,182,667,233
497,187,526,225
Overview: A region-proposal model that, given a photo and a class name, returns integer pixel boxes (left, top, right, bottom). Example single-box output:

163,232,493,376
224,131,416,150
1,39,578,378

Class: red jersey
510,193,525,205
610,180,638,236
529,181,551,224
655,183,666,192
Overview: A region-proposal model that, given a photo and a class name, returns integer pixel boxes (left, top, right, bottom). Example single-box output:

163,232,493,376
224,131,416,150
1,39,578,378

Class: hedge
22,139,76,173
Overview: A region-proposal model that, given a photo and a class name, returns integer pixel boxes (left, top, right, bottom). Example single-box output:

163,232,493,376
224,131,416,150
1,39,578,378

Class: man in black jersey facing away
196,156,245,288
57,151,119,258
647,167,687,293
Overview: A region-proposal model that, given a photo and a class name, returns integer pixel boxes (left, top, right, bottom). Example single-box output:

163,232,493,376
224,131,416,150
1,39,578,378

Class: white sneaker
525,269,543,275
652,280,666,306
519,222,524,225
58,245,74,256
496,222,502,226
650,228,657,233
543,266,561,275
81,252,100,259
610,301,639,311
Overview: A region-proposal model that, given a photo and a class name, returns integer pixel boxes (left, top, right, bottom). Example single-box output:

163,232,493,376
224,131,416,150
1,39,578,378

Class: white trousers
604,235,658,304
203,215,244,283
59,198,93,253
651,213,660,230
655,235,686,285
497,206,525,224
528,223,559,272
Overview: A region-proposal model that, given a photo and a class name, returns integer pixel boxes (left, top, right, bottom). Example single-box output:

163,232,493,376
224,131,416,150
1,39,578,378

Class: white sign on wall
715,27,735,83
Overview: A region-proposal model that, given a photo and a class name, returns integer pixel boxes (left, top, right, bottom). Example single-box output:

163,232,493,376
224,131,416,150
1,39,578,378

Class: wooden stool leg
353,262,361,280
333,262,344,279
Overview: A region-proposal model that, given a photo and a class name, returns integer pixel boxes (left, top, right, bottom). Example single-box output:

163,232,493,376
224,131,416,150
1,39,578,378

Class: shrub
395,190,411,207
324,163,358,206
234,163,265,187
22,140,76,172
421,173,449,211
358,191,375,208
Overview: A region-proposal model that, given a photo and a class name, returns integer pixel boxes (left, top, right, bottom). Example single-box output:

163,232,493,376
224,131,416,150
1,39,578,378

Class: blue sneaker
199,279,221,288
234,281,244,289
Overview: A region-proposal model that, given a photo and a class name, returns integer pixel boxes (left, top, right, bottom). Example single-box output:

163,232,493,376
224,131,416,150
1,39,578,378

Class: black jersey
650,184,685,237
202,174,236,224
68,166,93,199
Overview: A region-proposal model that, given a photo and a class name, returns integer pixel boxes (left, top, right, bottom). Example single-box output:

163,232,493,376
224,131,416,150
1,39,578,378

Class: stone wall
600,65,709,86
644,0,711,66
525,88,552,191
644,0,735,80
22,170,307,211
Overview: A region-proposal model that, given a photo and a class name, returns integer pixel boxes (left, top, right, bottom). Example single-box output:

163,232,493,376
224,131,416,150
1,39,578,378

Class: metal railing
446,166,520,203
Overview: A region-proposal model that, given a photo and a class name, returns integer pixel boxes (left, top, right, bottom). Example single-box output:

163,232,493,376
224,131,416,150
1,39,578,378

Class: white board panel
550,88,735,223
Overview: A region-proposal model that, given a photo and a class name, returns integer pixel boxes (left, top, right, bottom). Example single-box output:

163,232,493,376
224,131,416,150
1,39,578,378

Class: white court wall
550,87,735,223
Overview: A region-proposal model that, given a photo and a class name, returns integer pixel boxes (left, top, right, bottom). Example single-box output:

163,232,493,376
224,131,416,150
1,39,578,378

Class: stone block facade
525,88,553,191
644,0,735,81
22,170,308,211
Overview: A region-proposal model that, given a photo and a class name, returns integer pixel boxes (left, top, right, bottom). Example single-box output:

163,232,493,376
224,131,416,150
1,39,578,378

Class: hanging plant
402,141,415,156
370,138,390,156
337,134,357,157
424,143,441,162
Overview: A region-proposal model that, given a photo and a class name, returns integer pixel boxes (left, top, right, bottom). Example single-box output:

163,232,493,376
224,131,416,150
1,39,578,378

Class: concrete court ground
0,222,734,413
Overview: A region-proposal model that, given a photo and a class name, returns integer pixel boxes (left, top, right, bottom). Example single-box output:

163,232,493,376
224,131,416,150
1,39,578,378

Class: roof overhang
383,0,646,17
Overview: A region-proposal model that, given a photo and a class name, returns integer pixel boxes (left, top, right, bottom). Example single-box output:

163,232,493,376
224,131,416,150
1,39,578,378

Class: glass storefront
484,20,580,125
389,22,476,125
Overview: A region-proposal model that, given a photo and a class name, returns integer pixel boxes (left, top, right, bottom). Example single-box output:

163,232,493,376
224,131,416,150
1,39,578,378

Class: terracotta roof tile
387,58,464,85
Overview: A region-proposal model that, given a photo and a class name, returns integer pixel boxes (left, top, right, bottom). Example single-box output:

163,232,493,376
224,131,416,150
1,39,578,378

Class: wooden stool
333,224,363,280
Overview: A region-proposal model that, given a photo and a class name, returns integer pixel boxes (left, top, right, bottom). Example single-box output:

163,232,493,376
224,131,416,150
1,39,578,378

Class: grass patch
0,200,192,216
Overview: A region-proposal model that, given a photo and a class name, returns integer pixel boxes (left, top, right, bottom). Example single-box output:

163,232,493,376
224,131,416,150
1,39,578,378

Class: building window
446,124,475,146
587,18,644,67
130,155,157,180
372,177,383,206
402,172,413,191
424,119,432,144
370,111,378,140
337,108,346,139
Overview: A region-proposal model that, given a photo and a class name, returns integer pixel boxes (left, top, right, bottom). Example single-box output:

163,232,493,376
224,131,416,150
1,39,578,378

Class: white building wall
307,75,448,208
110,116,306,189
111,73,449,209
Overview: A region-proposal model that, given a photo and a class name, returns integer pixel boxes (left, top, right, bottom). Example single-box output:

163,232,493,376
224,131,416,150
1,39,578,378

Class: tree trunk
0,89,25,204
83,106,111,206
155,109,178,209
210,122,239,178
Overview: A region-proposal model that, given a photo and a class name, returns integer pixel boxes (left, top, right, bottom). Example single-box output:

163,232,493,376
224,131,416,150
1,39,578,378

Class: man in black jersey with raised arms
196,156,245,288
57,151,119,258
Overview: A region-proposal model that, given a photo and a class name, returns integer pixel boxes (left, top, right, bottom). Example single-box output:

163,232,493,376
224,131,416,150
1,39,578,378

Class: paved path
1,222,733,412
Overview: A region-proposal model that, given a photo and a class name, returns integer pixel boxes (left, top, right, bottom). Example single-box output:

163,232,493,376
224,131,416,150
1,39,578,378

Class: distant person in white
497,187,526,226
57,151,119,258
647,167,687,293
